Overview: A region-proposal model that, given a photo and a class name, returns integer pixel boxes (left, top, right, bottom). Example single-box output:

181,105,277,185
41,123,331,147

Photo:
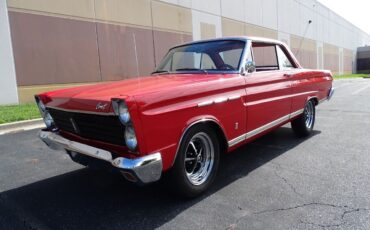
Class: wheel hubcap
184,132,214,186
304,101,314,129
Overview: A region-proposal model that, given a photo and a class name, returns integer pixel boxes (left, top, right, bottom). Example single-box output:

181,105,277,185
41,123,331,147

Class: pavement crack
273,170,303,197
298,207,369,229
257,202,370,229
254,202,351,215
341,207,370,220
226,203,369,230
299,219,344,229
271,162,303,197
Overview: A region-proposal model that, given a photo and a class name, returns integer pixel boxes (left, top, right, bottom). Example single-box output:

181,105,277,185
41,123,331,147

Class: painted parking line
351,84,370,95
333,82,351,89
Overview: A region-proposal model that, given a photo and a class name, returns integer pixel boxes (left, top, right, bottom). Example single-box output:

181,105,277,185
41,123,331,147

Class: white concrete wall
193,0,370,50
191,9,222,40
0,0,18,105
221,0,244,22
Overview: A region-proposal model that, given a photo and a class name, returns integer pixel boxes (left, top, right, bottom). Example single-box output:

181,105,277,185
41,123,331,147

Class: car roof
173,36,287,48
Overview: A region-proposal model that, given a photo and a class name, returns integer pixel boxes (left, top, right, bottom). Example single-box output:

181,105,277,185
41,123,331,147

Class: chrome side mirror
245,61,256,73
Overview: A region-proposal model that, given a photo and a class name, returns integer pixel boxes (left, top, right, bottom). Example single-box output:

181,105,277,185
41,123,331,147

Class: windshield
153,40,246,74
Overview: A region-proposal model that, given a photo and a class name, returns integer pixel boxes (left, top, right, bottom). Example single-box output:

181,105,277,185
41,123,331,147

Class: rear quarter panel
290,69,333,112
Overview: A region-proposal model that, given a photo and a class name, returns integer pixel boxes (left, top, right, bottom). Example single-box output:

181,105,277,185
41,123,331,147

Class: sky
318,0,370,35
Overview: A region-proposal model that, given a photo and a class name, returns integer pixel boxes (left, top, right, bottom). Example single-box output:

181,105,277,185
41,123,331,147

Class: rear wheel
170,125,220,198
291,100,315,137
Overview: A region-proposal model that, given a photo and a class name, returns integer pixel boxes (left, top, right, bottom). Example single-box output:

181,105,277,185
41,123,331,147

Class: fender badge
96,102,108,110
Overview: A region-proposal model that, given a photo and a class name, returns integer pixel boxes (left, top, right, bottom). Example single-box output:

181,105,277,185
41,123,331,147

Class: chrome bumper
39,131,162,184
328,87,335,100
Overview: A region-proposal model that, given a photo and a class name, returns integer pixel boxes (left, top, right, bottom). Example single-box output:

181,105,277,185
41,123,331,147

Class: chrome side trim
214,97,228,103
228,95,241,101
290,109,304,118
197,95,241,107
245,114,290,140
198,101,214,107
228,109,304,147
245,91,318,107
39,131,162,184
46,106,115,116
228,133,247,147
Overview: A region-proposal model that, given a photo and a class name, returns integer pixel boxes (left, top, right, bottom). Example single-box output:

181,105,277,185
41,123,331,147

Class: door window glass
252,43,279,71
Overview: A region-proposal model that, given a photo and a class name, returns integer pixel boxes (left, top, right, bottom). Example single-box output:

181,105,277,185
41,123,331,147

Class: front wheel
169,125,220,198
291,100,316,137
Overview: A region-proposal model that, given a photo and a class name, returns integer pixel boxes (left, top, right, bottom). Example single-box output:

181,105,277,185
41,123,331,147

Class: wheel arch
307,96,319,106
171,117,228,167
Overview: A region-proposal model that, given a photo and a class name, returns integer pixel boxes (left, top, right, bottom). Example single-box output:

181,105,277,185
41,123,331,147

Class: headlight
112,100,131,124
36,98,46,114
43,111,54,128
35,96,55,129
125,125,137,150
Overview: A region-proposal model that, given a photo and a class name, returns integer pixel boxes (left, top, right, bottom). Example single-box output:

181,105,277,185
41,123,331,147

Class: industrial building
1,0,370,105
357,46,370,73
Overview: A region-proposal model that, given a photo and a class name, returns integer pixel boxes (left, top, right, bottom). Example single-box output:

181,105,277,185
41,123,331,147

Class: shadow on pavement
0,127,321,230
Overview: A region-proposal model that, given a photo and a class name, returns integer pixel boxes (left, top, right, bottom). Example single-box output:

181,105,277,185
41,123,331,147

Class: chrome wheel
304,100,314,129
184,132,214,186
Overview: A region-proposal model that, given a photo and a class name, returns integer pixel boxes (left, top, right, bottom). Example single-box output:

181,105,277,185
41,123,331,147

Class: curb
0,118,45,134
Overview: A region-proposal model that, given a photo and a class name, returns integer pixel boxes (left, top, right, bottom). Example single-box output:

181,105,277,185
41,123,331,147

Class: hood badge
96,102,108,110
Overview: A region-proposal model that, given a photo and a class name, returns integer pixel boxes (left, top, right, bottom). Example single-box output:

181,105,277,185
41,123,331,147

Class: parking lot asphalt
0,78,370,230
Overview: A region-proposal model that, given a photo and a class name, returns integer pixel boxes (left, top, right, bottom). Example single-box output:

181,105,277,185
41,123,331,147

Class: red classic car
36,37,334,197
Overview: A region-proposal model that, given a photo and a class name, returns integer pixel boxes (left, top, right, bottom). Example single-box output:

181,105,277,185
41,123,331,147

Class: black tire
169,124,220,198
291,100,316,137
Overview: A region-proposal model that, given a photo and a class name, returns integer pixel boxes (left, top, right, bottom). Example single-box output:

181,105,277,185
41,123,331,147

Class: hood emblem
96,102,108,110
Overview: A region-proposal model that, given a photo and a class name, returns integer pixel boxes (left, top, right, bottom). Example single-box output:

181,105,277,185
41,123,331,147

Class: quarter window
276,45,294,69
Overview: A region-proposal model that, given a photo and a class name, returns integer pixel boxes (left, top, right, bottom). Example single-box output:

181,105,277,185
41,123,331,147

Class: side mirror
245,61,256,73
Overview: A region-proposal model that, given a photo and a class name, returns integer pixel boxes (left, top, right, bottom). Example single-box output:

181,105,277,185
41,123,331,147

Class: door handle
283,74,292,78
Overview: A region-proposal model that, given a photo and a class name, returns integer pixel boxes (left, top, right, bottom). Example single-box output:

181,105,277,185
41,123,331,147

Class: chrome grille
48,108,125,146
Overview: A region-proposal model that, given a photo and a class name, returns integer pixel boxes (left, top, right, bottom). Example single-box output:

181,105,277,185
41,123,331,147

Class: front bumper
39,131,162,184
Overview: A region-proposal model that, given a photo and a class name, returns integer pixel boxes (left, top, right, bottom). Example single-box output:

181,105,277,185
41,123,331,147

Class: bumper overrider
39,131,163,184
328,87,335,100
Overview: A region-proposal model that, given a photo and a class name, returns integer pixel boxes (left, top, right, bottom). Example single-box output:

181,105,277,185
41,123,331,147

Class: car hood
41,74,235,113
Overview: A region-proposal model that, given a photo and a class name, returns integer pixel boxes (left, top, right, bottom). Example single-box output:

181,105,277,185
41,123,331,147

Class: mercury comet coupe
36,37,334,197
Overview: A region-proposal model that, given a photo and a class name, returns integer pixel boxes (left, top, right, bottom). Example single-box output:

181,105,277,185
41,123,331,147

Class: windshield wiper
175,68,208,74
151,70,170,75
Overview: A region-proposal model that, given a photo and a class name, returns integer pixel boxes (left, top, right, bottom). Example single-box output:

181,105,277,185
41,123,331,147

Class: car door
244,42,293,136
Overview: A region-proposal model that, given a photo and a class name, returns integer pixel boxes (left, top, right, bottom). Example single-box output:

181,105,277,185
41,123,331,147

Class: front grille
48,108,125,146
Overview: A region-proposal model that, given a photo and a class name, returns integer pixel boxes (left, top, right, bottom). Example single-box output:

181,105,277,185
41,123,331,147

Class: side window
251,43,279,71
276,45,294,69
